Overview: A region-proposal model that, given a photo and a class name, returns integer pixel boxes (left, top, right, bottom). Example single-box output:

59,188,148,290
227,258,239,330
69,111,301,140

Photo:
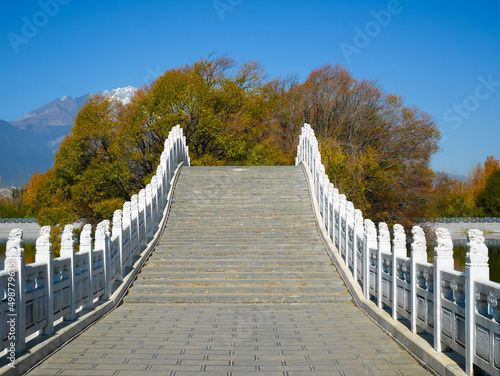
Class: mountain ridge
0,87,137,187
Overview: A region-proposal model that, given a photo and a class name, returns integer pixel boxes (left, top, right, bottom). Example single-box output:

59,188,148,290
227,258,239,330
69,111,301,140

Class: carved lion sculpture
412,226,426,246
364,219,377,240
61,225,74,249
393,224,406,244
467,229,489,264
435,228,453,252
80,224,92,246
35,226,52,254
379,222,390,242
6,228,23,258
412,226,424,243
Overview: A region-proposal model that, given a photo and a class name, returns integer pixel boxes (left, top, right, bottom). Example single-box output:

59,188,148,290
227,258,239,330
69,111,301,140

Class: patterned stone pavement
28,304,431,376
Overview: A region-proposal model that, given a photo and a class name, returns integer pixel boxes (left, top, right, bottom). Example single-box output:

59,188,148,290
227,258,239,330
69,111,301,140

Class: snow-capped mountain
103,86,137,105
0,86,137,186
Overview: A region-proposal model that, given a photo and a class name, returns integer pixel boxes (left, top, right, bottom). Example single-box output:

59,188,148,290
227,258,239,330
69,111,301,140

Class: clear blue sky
1,0,499,176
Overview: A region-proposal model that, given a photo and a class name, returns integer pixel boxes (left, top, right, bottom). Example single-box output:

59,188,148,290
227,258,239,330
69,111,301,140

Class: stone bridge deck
28,167,430,375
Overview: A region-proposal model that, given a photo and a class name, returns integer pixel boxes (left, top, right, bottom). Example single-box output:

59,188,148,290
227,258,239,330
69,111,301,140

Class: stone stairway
125,166,350,303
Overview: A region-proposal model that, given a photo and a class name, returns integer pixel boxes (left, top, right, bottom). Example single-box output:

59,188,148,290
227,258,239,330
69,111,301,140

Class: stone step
132,278,344,287
126,166,351,304
144,259,332,267
127,284,346,295
141,264,334,272
136,271,338,280
124,293,351,304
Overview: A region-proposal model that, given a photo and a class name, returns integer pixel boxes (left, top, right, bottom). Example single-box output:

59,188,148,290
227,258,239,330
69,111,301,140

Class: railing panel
396,256,411,320
52,258,72,322
439,270,466,355
109,238,121,285
474,280,500,374
368,250,377,299
92,250,105,300
415,262,435,334
356,234,364,286
24,263,48,337
0,270,13,351
74,252,90,309
381,252,392,307
347,224,354,272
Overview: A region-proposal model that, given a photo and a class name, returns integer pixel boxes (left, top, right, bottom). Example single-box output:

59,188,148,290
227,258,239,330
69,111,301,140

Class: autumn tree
467,156,500,207
24,56,288,224
476,167,500,216
23,58,444,227
121,56,287,170
23,168,75,225
431,156,499,218
431,172,471,217
270,65,440,226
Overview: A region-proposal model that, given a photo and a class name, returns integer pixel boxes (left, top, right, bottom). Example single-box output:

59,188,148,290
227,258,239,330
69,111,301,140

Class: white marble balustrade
0,125,190,358
296,123,500,376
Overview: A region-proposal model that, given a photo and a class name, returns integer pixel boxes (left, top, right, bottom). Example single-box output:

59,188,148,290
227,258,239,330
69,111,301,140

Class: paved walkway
28,167,431,375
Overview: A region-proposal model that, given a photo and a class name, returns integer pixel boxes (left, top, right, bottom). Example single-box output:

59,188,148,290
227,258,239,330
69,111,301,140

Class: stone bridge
1,125,499,375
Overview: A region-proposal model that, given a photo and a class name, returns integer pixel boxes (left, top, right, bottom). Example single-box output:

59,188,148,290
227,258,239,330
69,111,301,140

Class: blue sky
1,0,499,176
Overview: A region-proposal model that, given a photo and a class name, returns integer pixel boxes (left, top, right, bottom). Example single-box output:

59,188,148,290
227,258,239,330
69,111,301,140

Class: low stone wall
0,223,41,241
421,222,500,241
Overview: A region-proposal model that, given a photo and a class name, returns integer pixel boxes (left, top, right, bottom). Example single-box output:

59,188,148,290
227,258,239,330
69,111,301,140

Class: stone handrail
0,219,37,224
296,123,500,376
0,125,189,373
420,218,500,224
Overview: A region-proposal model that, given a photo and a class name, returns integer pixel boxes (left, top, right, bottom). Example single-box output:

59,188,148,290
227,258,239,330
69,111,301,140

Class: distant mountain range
0,87,136,187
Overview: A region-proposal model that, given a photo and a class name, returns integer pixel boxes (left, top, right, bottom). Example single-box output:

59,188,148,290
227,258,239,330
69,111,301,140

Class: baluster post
151,176,159,227
157,163,165,209
80,224,93,309
392,224,406,320
465,229,489,375
145,184,153,240
112,210,124,281
139,189,147,247
60,225,76,321
96,221,111,300
353,209,363,285
363,220,377,299
332,188,340,246
322,175,329,224
338,195,347,261
35,226,54,334
131,195,140,255
6,228,26,353
327,184,334,240
433,228,454,352
410,226,427,333
122,202,133,268
378,223,390,309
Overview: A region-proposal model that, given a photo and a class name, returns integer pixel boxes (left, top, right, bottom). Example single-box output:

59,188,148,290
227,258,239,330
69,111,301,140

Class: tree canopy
23,56,442,227
476,168,500,216
431,156,500,218
270,65,440,226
